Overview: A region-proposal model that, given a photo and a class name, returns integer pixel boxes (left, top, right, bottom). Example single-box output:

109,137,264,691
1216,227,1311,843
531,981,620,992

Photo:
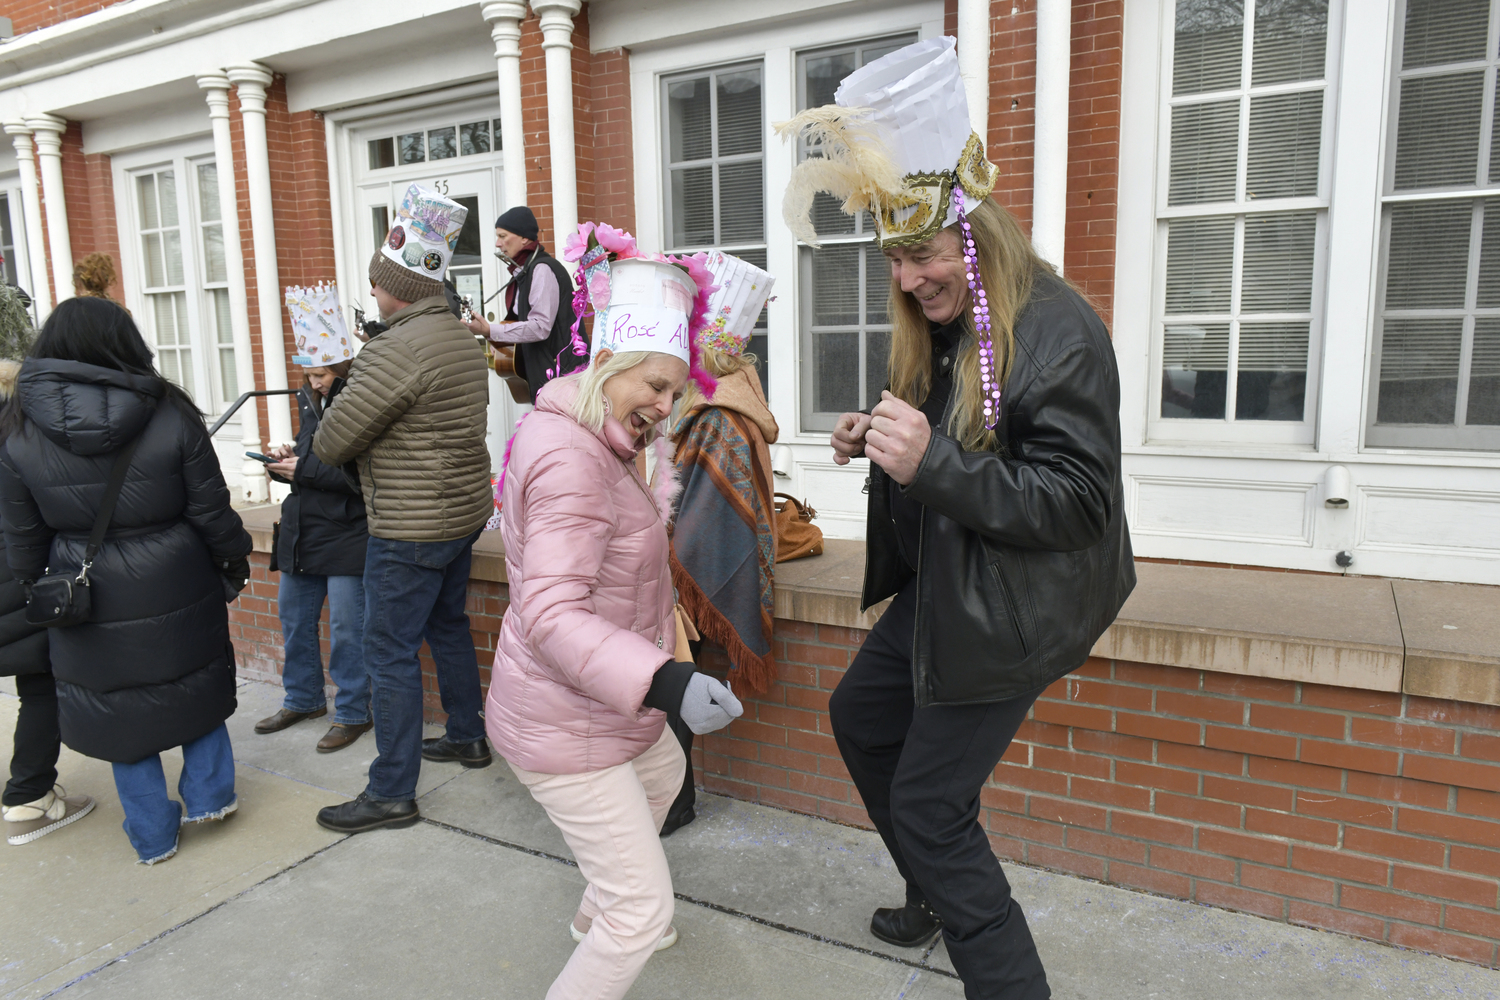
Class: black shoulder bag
25,434,144,628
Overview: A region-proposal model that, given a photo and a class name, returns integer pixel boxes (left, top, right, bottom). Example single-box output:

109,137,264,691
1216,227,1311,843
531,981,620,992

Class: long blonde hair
556,351,657,432
886,197,1052,452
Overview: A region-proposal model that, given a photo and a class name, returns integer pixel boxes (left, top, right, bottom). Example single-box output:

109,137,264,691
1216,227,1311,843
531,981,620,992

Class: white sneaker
570,914,678,951
3,785,96,845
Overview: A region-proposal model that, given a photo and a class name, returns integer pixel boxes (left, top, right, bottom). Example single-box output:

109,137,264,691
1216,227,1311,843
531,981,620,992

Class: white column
1032,0,1071,272
483,2,529,211
26,114,74,305
3,122,51,316
199,72,268,502
531,0,581,248
957,0,991,139
226,63,294,447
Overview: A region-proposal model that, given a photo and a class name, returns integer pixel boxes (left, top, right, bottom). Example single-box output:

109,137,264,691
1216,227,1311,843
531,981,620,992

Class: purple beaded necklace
952,186,1001,430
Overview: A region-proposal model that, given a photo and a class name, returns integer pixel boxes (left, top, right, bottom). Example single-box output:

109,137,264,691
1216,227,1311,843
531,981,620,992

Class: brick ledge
235,504,1500,704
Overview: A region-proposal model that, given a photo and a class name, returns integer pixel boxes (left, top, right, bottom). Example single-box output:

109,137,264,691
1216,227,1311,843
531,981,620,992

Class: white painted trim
627,0,941,538
1032,0,1069,270
1113,0,1162,451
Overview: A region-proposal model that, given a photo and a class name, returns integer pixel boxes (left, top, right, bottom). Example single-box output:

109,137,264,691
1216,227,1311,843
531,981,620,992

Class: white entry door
359,166,524,471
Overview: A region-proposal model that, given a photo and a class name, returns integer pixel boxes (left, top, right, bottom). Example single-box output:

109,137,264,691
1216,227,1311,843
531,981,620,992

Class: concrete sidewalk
5,678,1500,999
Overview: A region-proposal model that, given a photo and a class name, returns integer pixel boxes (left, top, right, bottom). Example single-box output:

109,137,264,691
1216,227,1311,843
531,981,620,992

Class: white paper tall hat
589,257,698,365
777,36,998,248
699,251,775,356
379,183,468,281
287,282,353,367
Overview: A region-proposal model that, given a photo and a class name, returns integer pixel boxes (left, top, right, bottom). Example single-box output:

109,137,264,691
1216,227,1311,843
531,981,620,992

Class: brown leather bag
775,493,824,562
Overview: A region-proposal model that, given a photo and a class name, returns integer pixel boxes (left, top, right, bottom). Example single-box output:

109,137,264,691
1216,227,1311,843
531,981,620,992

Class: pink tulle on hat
559,221,718,399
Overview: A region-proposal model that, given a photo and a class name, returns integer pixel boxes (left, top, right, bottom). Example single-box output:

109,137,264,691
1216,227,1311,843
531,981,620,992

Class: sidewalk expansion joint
419,816,961,980
30,834,353,1000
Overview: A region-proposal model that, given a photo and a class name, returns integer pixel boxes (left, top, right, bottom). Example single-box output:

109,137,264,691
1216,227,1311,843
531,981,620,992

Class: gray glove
679,673,744,735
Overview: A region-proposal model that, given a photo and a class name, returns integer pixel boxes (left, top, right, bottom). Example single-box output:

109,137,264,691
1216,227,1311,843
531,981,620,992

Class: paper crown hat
563,221,719,397
379,183,468,281
777,36,998,248
286,282,353,367
699,251,775,357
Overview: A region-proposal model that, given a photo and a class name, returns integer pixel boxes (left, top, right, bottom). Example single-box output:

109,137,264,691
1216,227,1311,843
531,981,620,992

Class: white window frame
660,61,767,256
629,2,944,539
794,33,919,433
1364,0,1500,452
1144,0,1344,448
114,139,235,416
0,184,38,326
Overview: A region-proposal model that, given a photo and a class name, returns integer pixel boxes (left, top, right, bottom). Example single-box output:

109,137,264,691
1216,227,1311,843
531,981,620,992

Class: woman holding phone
253,355,373,754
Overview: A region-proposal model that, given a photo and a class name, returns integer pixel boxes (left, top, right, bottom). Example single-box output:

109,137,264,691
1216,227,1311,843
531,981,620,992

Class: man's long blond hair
886,197,1051,452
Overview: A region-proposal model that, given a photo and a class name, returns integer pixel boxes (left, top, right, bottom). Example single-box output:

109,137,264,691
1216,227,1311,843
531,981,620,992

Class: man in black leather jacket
825,221,1135,996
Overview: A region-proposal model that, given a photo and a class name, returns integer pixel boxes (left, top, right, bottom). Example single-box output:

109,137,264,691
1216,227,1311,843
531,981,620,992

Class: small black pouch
25,432,144,628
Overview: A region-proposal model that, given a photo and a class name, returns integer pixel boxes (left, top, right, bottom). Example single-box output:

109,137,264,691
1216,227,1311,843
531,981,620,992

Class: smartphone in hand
245,451,276,464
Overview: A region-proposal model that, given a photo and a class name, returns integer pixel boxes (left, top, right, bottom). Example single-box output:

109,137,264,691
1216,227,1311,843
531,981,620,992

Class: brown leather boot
254,706,327,734
316,721,373,753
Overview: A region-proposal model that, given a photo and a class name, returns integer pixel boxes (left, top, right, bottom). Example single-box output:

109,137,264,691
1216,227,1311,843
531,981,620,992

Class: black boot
316,792,419,834
870,898,943,948
421,736,493,768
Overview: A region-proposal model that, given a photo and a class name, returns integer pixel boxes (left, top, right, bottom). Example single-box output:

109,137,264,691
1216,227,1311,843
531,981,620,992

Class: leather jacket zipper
910,383,961,707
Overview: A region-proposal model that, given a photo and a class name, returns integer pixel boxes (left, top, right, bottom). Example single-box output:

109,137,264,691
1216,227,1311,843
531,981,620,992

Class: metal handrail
207,389,299,437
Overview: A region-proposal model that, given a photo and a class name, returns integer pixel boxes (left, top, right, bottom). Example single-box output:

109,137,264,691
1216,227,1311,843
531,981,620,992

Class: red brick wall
232,553,504,719
56,120,124,302
949,0,1122,327
231,586,1500,968
592,47,636,238
7,1,126,34
516,6,635,250
690,622,1500,968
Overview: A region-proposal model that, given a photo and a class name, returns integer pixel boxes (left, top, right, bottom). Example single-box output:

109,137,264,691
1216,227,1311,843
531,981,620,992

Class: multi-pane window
367,119,501,170
130,157,238,413
1368,0,1500,450
662,65,768,392
0,194,17,288
194,163,238,406
136,169,194,397
796,36,915,432
1156,0,1331,440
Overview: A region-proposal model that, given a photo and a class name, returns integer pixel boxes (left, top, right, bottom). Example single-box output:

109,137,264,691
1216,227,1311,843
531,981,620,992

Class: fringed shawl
669,369,778,695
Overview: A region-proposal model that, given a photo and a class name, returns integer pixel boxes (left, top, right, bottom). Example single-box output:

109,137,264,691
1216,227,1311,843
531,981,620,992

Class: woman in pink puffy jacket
487,246,743,1000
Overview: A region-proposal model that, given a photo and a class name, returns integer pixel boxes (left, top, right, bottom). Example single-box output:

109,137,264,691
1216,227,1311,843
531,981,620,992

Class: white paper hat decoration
699,251,775,356
379,183,468,281
777,36,998,248
286,282,353,367
589,257,699,366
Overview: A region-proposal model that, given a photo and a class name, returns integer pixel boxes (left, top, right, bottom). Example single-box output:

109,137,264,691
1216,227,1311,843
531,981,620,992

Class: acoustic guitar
482,339,534,405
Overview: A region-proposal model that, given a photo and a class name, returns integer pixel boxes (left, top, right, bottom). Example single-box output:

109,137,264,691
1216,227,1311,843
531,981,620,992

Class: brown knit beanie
369,248,444,305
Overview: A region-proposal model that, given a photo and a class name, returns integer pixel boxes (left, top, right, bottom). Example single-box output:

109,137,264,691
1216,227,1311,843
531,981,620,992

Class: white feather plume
774,106,906,247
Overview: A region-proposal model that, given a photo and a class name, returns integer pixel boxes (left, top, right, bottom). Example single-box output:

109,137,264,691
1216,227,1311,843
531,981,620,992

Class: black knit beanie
494,206,539,241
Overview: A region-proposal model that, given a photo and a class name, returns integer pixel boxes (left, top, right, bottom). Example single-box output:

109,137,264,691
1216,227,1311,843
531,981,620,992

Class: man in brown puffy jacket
311,184,493,834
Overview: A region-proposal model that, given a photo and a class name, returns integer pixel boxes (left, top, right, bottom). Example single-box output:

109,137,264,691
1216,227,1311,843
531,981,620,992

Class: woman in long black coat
0,298,252,865
0,359,96,846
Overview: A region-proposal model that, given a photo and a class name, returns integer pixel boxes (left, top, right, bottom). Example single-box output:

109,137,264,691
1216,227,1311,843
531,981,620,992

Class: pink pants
508,727,687,1000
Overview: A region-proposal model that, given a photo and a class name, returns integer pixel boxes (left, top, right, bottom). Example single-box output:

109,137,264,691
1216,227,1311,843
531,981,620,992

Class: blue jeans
111,723,235,861
279,571,371,725
363,531,485,801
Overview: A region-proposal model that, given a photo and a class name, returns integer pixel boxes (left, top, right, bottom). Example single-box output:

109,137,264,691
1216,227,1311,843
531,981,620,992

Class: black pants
664,638,702,825
5,671,61,807
830,581,1049,1000
665,710,695,821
